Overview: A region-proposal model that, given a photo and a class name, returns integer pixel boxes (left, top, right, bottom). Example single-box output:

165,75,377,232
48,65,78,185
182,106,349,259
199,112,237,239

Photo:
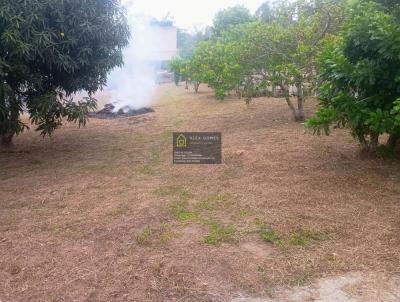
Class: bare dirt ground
0,84,399,301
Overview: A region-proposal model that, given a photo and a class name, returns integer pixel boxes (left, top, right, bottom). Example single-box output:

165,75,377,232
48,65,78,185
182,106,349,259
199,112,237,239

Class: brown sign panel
173,132,222,164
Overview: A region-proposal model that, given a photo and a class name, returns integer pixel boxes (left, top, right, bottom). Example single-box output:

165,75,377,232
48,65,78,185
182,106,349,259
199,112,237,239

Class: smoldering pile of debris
88,103,154,119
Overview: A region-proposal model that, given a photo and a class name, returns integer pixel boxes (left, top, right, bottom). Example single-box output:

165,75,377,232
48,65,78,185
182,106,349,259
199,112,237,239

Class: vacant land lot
1,84,399,301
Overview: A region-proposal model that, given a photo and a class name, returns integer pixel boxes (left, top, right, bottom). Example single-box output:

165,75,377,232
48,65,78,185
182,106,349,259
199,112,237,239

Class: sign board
173,132,221,164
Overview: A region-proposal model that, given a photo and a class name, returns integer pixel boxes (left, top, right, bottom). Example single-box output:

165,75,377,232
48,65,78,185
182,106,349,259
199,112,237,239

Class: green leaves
186,0,339,105
305,107,338,135
212,5,253,36
0,0,129,142
308,0,400,152
29,92,97,136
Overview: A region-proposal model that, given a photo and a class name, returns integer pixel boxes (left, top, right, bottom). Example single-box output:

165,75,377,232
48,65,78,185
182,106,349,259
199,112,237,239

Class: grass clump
289,229,329,246
135,227,153,245
260,227,279,243
202,220,236,245
135,225,177,245
158,231,177,244
169,200,198,221
238,209,250,217
156,186,197,221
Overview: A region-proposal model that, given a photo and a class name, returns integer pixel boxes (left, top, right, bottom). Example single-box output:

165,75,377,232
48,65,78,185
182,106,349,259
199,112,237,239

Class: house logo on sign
176,134,187,148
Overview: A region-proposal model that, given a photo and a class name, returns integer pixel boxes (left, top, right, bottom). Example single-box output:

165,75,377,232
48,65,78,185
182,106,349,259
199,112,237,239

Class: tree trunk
280,85,298,119
284,95,298,119
194,82,200,93
1,90,18,147
295,82,305,122
369,133,379,153
185,80,189,90
356,131,369,152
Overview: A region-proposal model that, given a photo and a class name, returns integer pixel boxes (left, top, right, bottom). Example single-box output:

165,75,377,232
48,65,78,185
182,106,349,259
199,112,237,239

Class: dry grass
0,83,400,301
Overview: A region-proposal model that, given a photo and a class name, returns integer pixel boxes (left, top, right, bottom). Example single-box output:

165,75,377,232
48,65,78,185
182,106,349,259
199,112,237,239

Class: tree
169,56,186,86
306,1,400,153
189,36,244,100
0,0,129,146
186,0,343,120
212,5,253,36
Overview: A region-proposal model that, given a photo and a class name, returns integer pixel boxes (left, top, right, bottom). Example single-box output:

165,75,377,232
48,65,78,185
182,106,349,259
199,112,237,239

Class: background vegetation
170,0,400,154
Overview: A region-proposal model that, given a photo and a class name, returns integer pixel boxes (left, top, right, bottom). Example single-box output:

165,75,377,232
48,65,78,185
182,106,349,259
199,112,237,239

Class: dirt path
234,272,400,301
0,84,399,301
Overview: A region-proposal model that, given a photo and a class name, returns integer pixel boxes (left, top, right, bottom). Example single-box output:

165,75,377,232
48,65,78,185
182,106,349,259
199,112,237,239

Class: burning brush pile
88,103,154,119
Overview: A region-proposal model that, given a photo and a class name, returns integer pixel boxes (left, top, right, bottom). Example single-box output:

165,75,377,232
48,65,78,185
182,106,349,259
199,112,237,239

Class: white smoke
107,9,159,111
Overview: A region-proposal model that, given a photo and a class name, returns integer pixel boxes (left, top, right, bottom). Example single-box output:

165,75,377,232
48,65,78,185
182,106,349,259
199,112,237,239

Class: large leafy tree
0,0,129,146
306,1,400,153
212,5,253,36
168,56,186,86
185,0,344,121
190,22,272,101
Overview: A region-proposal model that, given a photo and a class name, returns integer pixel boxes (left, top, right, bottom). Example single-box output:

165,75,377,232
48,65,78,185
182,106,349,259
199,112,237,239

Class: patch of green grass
169,200,198,221
176,211,198,221
260,227,279,243
202,220,236,245
256,224,328,249
156,186,197,221
135,225,177,245
289,230,329,246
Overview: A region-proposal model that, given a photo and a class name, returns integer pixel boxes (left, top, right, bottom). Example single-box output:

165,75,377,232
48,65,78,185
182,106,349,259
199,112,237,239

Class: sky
122,0,267,30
